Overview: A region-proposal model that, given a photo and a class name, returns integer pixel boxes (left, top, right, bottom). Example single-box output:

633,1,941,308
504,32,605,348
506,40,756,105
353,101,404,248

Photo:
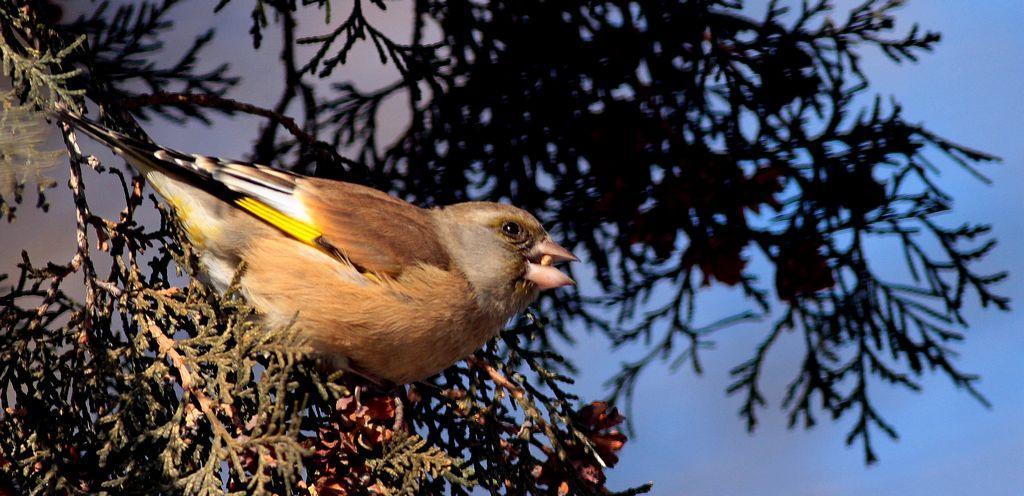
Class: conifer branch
0,0,1009,492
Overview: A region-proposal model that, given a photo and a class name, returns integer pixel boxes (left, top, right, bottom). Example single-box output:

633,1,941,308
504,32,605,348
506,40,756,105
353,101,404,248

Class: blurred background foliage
293,0,1007,463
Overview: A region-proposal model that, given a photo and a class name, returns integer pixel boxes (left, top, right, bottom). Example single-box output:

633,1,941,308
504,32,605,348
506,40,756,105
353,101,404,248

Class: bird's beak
524,238,578,290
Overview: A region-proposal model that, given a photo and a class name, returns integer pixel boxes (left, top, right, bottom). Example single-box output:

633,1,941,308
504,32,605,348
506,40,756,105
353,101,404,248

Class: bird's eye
501,221,523,237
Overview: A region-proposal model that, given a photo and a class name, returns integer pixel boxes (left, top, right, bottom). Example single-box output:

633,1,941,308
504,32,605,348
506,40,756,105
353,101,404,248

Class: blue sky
581,2,1024,494
3,1,1020,494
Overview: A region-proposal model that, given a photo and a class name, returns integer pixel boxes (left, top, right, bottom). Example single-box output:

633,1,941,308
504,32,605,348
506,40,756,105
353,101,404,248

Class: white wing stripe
215,173,313,223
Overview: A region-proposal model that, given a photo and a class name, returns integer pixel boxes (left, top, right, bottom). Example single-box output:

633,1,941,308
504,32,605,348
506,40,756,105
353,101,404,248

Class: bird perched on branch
59,112,577,385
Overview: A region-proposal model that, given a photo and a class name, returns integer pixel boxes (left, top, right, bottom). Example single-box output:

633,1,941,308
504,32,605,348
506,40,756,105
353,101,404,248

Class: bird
58,112,578,385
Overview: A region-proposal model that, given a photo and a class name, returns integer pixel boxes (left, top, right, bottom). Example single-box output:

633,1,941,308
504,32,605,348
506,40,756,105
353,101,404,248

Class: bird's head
436,202,578,315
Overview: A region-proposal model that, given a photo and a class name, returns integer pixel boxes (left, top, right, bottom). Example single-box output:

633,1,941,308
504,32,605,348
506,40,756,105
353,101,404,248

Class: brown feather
242,232,503,384
61,113,565,384
296,178,451,276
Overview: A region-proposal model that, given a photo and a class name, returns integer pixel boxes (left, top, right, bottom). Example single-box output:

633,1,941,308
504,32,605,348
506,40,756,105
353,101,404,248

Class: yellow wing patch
234,197,384,284
235,197,322,245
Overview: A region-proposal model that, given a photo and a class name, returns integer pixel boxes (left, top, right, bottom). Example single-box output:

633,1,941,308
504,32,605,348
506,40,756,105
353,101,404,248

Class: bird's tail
53,111,321,246
54,110,193,179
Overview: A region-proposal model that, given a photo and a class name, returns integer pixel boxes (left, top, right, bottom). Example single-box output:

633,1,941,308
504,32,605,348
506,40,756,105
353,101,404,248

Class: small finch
60,113,578,385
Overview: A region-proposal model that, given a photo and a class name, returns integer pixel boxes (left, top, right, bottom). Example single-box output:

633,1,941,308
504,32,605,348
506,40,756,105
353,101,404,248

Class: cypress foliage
0,0,1007,493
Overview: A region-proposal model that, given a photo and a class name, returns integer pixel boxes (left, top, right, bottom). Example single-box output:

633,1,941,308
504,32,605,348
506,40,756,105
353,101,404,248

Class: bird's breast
239,235,508,384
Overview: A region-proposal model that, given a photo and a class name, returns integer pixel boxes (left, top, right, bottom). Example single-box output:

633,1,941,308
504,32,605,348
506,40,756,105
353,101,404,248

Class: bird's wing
295,178,451,276
62,112,449,276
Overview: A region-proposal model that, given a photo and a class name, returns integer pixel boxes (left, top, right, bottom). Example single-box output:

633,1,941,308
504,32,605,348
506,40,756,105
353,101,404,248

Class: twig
27,123,100,335
120,92,364,171
121,92,313,147
143,318,238,461
466,355,606,469
467,356,524,400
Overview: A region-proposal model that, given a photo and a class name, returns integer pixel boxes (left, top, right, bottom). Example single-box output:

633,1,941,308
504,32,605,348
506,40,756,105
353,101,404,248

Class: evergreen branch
121,92,315,150
0,27,85,107
120,91,367,172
